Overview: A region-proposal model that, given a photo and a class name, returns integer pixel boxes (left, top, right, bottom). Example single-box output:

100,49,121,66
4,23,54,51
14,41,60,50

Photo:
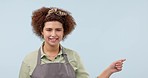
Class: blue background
0,0,148,78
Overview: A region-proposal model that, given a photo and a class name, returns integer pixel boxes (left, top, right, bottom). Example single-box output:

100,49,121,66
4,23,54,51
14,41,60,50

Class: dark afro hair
31,7,76,40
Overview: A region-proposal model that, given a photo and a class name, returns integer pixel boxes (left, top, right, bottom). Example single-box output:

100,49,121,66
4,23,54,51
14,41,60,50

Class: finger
115,63,123,67
115,65,123,68
115,65,123,71
115,59,126,64
115,62,123,66
116,67,122,71
120,59,126,62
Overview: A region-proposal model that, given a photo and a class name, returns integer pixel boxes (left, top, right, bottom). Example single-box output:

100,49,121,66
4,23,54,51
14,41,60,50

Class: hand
97,59,126,78
107,59,126,73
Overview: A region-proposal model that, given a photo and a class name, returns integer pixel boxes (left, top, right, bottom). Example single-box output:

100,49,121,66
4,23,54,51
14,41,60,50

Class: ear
41,31,44,36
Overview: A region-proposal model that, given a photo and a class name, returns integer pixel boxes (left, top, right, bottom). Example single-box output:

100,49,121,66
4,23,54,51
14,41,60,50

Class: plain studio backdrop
0,0,148,78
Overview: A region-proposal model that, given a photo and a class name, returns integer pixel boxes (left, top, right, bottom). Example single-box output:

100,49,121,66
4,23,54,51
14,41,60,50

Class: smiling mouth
50,38,57,42
48,37,58,42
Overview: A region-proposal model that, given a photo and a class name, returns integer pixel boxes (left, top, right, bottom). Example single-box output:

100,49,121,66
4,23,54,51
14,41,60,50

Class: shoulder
63,47,78,55
22,49,38,65
63,47,81,60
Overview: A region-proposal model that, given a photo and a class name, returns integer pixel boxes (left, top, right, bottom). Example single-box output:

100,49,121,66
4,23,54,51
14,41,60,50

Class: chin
49,42,59,46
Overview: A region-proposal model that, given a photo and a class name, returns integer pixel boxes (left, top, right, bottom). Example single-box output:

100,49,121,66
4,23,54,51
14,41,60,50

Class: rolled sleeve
74,52,90,78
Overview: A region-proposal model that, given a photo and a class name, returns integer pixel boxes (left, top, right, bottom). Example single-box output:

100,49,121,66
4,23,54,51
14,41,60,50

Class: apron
31,48,76,78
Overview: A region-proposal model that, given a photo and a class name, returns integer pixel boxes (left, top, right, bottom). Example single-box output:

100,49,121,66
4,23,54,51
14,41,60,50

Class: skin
41,21,64,60
98,59,126,78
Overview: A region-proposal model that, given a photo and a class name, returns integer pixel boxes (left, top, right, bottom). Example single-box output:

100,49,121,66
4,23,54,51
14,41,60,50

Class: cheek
59,33,64,39
59,33,64,38
41,32,48,38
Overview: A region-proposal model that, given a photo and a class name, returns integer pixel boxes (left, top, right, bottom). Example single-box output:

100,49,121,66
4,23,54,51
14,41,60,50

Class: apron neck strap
37,48,42,65
61,47,69,63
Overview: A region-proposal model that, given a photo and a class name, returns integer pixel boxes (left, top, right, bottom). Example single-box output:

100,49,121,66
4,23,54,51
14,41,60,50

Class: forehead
44,21,63,28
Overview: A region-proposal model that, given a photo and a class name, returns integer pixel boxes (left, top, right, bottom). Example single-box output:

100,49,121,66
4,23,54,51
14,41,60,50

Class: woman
19,7,125,78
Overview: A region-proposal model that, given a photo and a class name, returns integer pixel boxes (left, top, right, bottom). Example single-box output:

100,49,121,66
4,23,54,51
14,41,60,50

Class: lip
48,38,58,42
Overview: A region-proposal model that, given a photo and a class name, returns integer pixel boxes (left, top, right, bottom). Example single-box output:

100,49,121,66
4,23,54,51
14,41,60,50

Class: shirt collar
40,44,63,58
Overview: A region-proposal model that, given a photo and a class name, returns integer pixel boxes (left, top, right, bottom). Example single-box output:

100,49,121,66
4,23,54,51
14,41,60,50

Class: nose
51,30,56,37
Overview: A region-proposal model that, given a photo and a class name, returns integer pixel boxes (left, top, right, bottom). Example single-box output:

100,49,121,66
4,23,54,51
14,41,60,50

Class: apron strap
37,48,42,66
61,47,69,63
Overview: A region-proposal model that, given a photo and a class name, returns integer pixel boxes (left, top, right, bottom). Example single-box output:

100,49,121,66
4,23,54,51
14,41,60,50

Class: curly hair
31,7,76,40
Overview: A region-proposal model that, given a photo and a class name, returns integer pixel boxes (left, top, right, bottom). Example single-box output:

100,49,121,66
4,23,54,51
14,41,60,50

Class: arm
97,59,126,78
19,61,31,78
74,52,90,78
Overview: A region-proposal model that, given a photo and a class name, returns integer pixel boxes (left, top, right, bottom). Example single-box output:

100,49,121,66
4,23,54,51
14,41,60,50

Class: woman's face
42,21,64,47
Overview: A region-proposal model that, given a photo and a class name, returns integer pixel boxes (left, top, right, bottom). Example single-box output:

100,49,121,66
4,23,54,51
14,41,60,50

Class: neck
43,43,60,53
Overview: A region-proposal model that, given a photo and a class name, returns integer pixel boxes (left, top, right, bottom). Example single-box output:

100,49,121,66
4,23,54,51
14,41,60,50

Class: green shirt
19,45,89,78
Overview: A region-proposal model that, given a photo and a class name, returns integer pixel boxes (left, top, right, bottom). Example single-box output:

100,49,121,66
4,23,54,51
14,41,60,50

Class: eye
56,29,62,31
46,28,52,31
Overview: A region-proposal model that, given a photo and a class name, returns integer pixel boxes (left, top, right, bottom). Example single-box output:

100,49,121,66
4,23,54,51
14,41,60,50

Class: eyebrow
45,27,63,29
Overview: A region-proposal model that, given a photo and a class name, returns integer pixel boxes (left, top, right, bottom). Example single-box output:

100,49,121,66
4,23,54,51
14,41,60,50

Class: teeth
51,39,56,41
48,37,58,42
49,37,58,39
49,38,57,42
